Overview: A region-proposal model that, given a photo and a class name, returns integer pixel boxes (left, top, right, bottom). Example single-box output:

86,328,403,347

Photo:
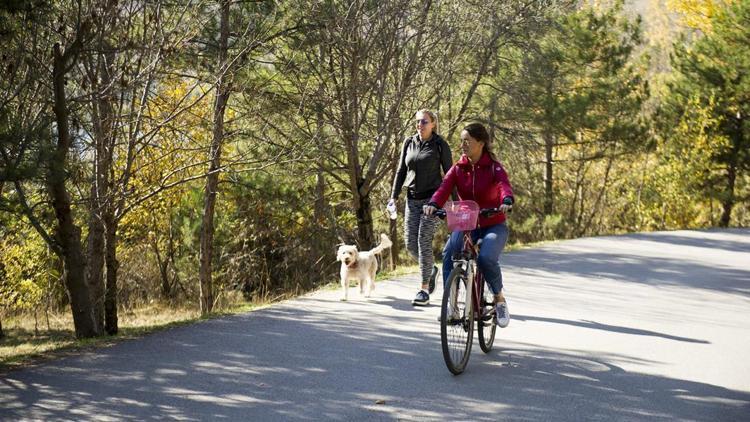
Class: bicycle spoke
477,278,496,353
441,266,474,375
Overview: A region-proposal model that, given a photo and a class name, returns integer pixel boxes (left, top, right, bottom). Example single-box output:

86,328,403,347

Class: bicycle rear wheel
440,266,474,375
477,277,496,353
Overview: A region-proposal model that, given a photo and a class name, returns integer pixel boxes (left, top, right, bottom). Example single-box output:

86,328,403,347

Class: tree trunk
543,130,554,216
355,181,375,250
314,170,328,223
152,225,172,299
86,180,106,333
103,212,119,334
719,161,736,228
199,0,231,315
580,156,614,236
719,118,743,228
52,42,99,338
199,176,218,314
85,43,117,334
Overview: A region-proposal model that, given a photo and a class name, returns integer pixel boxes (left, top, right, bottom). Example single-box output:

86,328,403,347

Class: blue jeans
442,223,508,295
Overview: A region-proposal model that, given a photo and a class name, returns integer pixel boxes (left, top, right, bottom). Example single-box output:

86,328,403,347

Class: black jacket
391,134,453,200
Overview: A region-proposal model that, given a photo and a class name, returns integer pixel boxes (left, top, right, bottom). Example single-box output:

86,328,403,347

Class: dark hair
463,122,498,162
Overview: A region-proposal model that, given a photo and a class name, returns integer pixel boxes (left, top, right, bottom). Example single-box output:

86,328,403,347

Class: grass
0,253,525,371
0,293,282,372
0,267,412,372
0,304,197,371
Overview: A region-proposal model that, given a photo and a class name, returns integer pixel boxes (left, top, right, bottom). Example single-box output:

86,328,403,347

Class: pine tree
661,1,750,227
502,1,648,223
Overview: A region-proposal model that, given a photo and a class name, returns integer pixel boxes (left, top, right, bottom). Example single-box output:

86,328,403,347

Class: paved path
1,229,749,421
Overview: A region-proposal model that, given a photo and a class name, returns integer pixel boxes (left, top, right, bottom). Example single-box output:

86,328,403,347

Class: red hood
455,152,493,168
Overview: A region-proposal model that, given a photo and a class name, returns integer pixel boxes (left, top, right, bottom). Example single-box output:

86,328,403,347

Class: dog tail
369,233,393,255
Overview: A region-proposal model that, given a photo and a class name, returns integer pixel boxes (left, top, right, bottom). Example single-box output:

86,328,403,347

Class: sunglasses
415,119,430,125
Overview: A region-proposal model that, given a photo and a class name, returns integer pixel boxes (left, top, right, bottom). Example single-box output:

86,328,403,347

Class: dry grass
0,268,410,371
0,304,201,370
0,290,271,371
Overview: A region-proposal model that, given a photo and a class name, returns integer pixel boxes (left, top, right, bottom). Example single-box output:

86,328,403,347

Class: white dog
336,233,392,301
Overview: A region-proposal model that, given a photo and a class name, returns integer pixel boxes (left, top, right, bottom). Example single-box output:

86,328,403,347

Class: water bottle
387,200,397,220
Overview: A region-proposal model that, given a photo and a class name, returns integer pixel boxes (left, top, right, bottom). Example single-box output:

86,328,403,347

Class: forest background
1,0,748,359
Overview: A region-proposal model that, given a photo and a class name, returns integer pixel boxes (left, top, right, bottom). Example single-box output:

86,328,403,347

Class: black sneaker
428,266,438,294
412,290,429,306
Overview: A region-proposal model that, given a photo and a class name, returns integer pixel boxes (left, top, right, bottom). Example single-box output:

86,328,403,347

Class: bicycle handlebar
430,206,510,220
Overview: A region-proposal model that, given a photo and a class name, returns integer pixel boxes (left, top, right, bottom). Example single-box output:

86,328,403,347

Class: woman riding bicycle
423,122,514,327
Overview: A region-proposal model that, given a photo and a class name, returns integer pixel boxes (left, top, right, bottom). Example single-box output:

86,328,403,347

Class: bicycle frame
435,201,504,374
451,231,491,324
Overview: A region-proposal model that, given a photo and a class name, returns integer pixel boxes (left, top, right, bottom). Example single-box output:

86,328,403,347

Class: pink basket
444,200,480,232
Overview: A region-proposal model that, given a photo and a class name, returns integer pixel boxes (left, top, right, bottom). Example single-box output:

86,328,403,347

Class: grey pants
404,197,438,284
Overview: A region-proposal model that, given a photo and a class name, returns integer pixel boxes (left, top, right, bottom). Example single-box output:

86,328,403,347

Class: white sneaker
495,301,509,327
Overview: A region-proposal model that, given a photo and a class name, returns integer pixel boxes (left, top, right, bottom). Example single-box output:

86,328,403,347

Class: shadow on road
513,313,710,344
2,298,747,421
624,228,750,253
505,240,750,297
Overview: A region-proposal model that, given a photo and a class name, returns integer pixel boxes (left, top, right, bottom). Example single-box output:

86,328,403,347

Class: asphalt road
2,229,749,421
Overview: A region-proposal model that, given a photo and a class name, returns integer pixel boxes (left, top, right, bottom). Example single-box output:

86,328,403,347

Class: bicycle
433,200,506,375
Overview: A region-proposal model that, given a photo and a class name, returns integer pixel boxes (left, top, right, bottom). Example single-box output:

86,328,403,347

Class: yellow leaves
120,78,214,241
668,96,728,164
666,0,735,33
0,234,48,311
642,95,727,228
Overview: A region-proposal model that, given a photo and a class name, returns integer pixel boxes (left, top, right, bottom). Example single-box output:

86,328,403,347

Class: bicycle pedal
481,313,494,322
438,315,461,324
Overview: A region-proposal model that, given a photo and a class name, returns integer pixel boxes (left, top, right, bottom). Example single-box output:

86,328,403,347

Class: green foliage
495,1,649,237
657,0,750,227
216,170,342,300
0,1,50,40
514,213,565,243
643,97,726,228
1,0,747,342
509,2,647,140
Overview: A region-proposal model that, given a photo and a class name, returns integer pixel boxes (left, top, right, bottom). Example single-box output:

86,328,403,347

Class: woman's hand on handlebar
480,204,512,217
423,203,445,218
422,204,438,216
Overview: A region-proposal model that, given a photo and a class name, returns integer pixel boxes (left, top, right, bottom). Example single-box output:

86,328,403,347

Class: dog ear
335,245,346,259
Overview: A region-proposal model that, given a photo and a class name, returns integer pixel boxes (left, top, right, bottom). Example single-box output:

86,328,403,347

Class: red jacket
430,151,514,227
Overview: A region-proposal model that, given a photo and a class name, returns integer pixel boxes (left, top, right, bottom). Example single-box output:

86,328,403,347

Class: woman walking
389,109,453,306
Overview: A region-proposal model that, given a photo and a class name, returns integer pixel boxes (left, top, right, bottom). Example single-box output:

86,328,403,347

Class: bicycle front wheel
440,266,474,375
477,278,496,353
